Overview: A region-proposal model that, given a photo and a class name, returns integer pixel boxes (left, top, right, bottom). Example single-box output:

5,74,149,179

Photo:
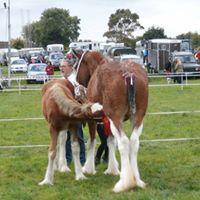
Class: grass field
0,80,200,200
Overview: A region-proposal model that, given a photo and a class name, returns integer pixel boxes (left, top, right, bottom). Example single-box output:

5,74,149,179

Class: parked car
171,52,200,75
49,52,64,69
10,58,28,72
27,63,47,83
107,46,136,60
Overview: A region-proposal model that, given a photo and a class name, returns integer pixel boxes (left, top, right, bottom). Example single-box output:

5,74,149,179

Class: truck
69,41,102,51
171,51,200,75
135,38,193,73
0,48,19,66
147,39,181,72
46,44,64,54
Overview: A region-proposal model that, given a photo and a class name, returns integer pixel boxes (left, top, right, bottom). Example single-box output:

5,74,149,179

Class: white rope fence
1,110,200,123
1,74,200,149
1,73,200,93
1,110,200,149
1,137,200,149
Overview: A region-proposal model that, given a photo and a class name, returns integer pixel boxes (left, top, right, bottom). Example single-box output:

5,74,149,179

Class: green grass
0,81,200,199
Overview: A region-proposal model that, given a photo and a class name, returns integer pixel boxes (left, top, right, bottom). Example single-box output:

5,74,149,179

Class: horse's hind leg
130,122,146,188
82,121,96,175
104,135,120,175
109,120,136,192
39,126,58,185
57,130,71,172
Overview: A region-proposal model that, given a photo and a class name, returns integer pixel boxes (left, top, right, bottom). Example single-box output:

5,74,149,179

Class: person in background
142,45,148,65
59,56,86,166
174,58,184,84
95,123,108,165
31,57,36,64
165,58,172,84
195,48,200,63
45,61,54,80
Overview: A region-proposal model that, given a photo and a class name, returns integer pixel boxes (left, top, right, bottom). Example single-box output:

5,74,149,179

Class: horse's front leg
104,135,120,175
56,130,71,172
82,121,96,174
71,125,86,180
39,126,58,185
130,122,146,188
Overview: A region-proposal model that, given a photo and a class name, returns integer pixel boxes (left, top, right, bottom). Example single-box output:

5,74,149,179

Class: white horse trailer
46,44,64,53
0,48,19,66
69,41,102,51
147,39,181,72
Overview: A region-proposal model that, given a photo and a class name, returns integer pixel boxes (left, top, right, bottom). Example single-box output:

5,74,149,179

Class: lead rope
74,50,88,80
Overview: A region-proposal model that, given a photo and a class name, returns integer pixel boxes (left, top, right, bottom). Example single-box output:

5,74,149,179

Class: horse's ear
71,48,82,59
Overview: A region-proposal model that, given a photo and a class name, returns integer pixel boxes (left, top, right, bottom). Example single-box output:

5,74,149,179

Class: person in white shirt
59,56,86,166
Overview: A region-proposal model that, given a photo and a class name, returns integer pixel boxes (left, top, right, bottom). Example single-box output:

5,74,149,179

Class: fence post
181,74,183,90
18,78,21,95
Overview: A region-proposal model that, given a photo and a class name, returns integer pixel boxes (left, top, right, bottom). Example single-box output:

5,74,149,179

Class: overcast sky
0,0,199,42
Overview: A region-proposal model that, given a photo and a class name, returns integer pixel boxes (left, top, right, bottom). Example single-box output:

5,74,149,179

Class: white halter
70,49,88,81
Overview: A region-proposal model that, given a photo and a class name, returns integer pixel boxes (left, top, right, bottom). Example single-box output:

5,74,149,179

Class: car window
173,54,197,64
50,53,63,60
30,65,46,71
184,55,196,63
12,60,26,64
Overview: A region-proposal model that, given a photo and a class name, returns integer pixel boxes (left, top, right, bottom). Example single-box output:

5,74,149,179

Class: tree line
11,8,200,50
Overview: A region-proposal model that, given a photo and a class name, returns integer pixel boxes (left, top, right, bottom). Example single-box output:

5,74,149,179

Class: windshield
175,55,196,63
30,64,46,72
12,59,26,65
50,53,63,60
8,52,19,57
30,52,40,57
113,48,135,56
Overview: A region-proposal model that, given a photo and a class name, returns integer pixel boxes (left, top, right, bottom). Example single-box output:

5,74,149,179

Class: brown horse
73,50,149,192
39,78,102,185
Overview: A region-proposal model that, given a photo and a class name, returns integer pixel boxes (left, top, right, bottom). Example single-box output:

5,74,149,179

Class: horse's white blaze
91,103,103,113
72,141,86,180
104,135,120,175
109,120,135,192
130,123,146,188
82,138,96,174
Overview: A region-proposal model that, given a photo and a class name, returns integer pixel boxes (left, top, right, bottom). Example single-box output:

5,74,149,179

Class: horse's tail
124,73,136,116
50,83,102,118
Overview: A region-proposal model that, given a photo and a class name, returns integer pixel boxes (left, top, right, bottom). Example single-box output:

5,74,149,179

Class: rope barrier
1,110,200,122
1,137,200,149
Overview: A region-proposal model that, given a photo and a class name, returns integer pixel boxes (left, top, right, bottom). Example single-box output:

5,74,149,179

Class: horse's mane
85,51,108,66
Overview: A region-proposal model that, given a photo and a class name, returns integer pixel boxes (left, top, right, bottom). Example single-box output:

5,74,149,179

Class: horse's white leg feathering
57,131,71,172
82,138,96,174
104,135,120,175
109,120,136,192
130,123,146,188
72,141,86,180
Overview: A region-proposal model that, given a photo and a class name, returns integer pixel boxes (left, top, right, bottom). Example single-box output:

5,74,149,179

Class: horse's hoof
113,179,135,193
76,174,87,181
82,166,96,175
104,168,120,176
113,180,125,193
136,179,146,188
38,179,53,186
59,165,71,173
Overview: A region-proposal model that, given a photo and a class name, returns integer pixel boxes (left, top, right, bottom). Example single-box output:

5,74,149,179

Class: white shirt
67,71,78,86
62,71,83,97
